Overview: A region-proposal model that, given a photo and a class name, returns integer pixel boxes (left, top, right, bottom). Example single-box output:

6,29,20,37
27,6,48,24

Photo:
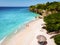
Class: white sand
1,19,56,45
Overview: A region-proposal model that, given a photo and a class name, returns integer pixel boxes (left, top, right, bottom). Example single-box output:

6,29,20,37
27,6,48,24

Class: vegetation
29,1,60,15
29,1,60,45
29,1,60,33
54,34,60,45
29,5,36,12
44,13,60,45
44,13,60,32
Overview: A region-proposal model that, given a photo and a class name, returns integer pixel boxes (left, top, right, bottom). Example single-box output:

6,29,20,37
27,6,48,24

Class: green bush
44,13,60,32
29,2,60,13
54,34,60,45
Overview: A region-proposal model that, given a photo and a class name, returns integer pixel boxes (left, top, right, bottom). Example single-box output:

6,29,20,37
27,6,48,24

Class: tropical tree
36,4,46,9
29,1,60,14
54,34,60,45
44,13,60,32
29,5,36,12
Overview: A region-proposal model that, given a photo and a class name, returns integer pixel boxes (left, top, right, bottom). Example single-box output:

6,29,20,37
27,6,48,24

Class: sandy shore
1,18,56,45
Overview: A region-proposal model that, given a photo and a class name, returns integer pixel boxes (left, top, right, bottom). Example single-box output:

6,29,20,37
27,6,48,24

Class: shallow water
0,7,38,40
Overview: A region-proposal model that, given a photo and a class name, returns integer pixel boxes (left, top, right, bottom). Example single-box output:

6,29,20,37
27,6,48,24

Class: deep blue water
0,7,38,40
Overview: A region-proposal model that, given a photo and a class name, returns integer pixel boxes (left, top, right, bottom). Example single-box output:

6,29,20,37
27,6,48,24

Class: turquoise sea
0,7,38,41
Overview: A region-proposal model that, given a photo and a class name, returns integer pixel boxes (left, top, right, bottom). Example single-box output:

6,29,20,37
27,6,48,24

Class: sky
0,0,60,7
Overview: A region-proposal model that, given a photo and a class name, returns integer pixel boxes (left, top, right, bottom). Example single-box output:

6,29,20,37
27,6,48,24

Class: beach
1,18,56,45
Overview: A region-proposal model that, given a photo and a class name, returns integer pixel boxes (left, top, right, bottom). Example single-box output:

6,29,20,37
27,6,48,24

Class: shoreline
0,17,37,44
1,18,56,45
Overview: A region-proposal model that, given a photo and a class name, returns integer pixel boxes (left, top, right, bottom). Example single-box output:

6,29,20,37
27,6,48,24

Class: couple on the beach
37,35,47,45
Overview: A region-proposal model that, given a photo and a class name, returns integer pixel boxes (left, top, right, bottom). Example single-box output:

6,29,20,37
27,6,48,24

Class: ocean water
0,7,38,41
